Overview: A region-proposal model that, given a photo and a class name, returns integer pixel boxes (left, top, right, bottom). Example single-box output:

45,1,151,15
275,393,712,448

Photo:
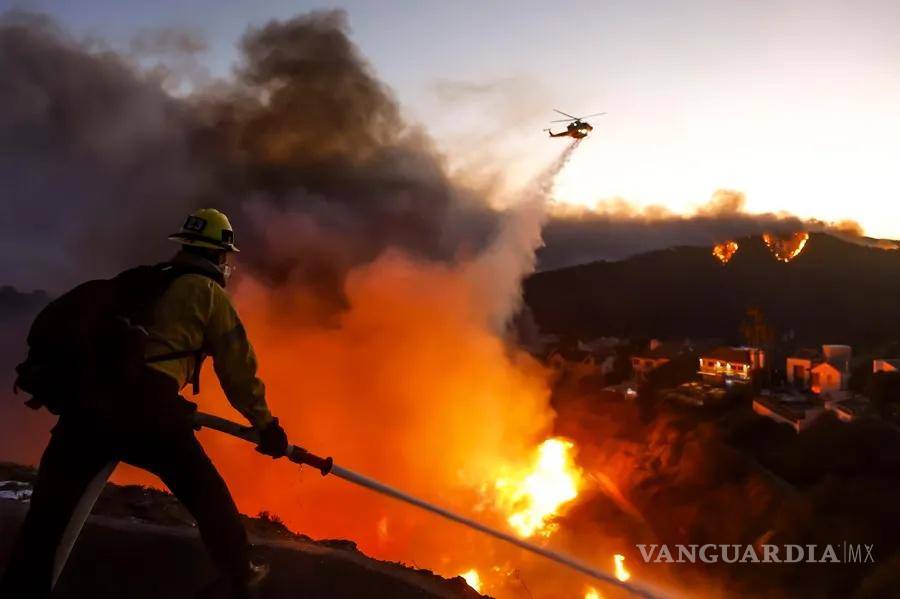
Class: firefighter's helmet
168,208,239,252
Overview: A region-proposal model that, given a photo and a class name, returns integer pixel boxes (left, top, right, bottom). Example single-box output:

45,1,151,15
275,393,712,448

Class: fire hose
51,411,668,598
194,412,667,599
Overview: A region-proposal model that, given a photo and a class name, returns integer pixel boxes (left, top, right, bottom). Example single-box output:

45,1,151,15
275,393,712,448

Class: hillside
524,233,900,347
0,463,483,599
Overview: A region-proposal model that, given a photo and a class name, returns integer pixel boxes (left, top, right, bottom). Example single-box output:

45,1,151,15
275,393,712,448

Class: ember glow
460,568,482,592
585,587,603,599
614,554,631,582
712,240,739,264
492,438,583,538
762,231,810,262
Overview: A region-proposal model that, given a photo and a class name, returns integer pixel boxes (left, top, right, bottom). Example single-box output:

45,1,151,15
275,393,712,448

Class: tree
740,306,776,348
740,306,776,387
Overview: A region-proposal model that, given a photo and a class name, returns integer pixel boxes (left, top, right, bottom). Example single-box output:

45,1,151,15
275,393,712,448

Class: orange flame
460,568,482,592
614,554,631,582
712,240,739,264
585,586,605,599
112,252,557,590
491,438,582,538
762,231,810,262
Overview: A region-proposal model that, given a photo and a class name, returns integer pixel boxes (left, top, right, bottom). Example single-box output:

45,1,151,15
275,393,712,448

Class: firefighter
0,209,288,598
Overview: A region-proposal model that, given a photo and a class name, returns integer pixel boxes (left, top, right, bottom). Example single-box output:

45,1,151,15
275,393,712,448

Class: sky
5,0,900,238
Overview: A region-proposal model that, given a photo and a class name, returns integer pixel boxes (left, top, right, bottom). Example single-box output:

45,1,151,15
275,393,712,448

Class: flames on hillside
712,241,739,264
455,437,587,593
490,437,582,538
712,232,810,264
763,231,810,262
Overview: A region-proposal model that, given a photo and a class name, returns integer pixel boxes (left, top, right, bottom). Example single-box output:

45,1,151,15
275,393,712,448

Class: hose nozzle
289,446,333,476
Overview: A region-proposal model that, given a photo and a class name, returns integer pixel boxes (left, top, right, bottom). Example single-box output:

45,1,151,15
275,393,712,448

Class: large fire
104,243,656,597
711,240,739,264
460,568,482,592
85,138,626,598
110,249,589,596
762,231,810,262
491,438,583,538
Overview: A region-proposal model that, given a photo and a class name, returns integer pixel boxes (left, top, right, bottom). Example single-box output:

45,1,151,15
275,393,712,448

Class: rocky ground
0,463,485,599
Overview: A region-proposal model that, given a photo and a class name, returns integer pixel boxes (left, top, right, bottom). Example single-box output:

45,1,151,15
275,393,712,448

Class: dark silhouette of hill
524,232,900,346
0,463,483,598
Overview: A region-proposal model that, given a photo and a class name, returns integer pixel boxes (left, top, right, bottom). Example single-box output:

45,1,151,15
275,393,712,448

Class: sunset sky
10,0,900,238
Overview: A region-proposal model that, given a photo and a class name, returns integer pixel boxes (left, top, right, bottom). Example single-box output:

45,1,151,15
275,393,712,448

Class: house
785,345,852,396
821,345,853,373
547,347,599,379
786,348,822,388
582,336,622,352
546,340,617,380
810,361,844,395
754,390,869,431
630,340,691,381
873,358,900,374
752,394,824,433
698,346,765,385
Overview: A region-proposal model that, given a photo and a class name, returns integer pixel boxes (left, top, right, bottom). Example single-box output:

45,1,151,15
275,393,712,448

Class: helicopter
545,109,606,139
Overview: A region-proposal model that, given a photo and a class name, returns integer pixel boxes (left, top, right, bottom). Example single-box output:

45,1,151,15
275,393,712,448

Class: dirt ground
0,470,485,599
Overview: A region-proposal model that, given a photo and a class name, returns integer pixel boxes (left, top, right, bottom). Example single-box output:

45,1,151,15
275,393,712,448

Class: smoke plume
0,10,497,303
539,189,874,270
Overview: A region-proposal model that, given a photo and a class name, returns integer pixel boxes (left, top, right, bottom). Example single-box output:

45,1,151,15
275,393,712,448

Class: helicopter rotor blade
578,112,607,119
553,109,578,120
551,118,577,123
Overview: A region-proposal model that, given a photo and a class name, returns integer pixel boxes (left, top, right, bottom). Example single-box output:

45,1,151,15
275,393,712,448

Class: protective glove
256,417,288,458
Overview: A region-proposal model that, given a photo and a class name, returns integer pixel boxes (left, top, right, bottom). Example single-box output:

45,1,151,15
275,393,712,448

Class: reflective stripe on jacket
144,257,272,428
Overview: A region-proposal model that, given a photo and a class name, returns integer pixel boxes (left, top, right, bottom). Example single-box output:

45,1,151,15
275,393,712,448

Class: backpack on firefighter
13,263,211,415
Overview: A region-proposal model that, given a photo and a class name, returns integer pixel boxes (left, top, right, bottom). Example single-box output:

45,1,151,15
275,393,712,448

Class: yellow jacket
144,254,273,428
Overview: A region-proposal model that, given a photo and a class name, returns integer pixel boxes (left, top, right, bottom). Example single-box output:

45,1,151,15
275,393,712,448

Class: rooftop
788,348,822,361
702,346,759,364
833,398,870,416
754,395,817,422
875,358,900,370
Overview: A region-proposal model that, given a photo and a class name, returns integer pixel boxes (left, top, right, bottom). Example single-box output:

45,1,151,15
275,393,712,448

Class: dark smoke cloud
0,11,218,289
538,189,872,270
0,10,497,301
128,26,212,93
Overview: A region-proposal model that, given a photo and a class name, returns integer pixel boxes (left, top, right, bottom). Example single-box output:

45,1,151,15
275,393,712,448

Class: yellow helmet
168,208,240,252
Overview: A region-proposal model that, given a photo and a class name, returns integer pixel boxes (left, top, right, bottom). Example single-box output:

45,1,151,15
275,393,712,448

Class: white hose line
330,464,667,599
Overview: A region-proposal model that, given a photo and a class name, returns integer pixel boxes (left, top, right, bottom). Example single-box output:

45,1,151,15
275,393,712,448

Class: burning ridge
712,232,810,264
762,231,810,262
712,240,739,264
